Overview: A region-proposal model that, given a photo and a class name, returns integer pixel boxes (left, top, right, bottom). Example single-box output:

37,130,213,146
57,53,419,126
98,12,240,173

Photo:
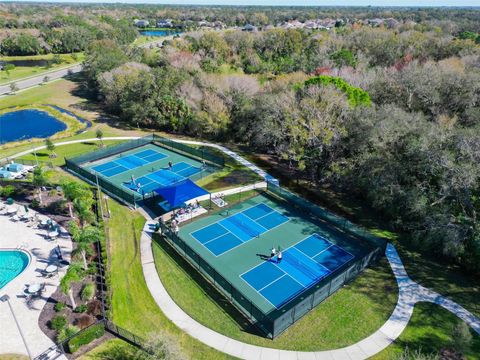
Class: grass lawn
17,140,124,166
373,302,480,360
106,199,235,359
152,233,398,351
0,53,84,85
78,339,138,359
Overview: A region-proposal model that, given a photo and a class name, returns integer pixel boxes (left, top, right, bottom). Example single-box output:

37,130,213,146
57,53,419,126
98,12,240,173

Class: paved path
0,63,81,97
5,136,480,359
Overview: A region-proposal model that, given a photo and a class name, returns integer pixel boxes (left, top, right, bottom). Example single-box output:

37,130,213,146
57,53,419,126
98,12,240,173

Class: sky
2,0,480,7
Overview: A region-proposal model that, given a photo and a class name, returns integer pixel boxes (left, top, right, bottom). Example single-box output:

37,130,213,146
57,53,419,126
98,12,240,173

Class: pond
0,109,67,144
140,30,181,37
0,59,51,68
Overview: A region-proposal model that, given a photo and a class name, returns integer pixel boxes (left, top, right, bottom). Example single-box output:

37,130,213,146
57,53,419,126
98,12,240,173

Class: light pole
0,295,33,359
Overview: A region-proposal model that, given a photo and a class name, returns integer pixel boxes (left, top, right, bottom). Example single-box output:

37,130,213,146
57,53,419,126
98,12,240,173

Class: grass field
372,302,480,359
17,139,124,166
0,53,84,85
106,198,235,359
152,231,397,350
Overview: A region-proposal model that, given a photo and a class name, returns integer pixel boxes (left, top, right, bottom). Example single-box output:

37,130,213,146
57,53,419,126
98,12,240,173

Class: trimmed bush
57,325,79,343
67,323,105,353
50,315,67,331
54,302,66,312
74,304,88,313
81,283,95,301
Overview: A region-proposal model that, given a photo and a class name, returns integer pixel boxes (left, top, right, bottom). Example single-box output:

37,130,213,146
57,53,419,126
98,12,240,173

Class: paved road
0,63,82,97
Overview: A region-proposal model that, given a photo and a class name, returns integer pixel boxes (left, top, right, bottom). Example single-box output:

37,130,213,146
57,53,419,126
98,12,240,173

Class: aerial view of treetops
0,2,479,360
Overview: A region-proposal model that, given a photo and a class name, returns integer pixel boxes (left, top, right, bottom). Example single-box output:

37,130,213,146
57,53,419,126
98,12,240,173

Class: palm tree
70,223,103,270
32,166,47,205
60,263,82,309
73,198,94,228
62,181,90,218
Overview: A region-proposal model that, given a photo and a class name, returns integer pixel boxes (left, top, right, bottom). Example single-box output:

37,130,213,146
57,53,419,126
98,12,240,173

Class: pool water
0,109,67,144
0,250,29,289
140,30,181,37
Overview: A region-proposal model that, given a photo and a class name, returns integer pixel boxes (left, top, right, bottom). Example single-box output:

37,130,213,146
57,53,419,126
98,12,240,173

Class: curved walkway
4,136,480,359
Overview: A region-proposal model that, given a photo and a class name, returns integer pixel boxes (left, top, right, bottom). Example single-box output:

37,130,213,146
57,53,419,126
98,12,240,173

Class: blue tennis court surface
241,234,354,308
190,203,289,256
123,161,203,193
91,149,167,177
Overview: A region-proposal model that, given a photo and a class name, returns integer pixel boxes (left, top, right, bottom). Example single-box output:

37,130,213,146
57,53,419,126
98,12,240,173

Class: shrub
74,304,88,313
452,322,473,353
57,325,80,343
50,315,67,331
80,283,95,301
54,302,66,312
1,185,16,197
30,198,40,209
67,323,104,353
75,314,95,329
87,299,102,317
47,199,67,215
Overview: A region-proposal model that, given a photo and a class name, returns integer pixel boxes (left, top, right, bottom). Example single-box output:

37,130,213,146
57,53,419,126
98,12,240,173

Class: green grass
78,338,138,359
152,232,398,350
106,199,235,359
373,302,480,360
17,140,124,166
0,53,84,85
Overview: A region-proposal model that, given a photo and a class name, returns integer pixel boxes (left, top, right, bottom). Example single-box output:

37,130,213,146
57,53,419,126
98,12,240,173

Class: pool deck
0,208,71,359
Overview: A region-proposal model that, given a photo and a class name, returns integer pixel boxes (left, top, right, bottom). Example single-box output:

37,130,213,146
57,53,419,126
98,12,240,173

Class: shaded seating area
154,179,209,224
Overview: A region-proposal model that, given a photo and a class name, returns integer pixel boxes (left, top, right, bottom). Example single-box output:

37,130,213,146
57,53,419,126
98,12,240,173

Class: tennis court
178,193,371,315
241,234,353,309
91,148,167,177
123,162,203,193
191,203,289,256
84,143,210,196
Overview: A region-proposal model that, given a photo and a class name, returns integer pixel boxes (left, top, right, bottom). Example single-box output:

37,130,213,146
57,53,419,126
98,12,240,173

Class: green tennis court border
160,184,387,338
64,134,224,207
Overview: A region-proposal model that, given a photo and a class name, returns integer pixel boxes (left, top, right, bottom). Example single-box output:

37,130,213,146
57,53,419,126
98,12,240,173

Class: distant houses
157,19,174,28
133,16,408,32
133,19,150,28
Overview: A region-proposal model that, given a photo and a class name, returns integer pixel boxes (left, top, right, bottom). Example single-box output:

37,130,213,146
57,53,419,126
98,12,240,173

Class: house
368,18,384,27
134,19,150,28
157,19,174,28
243,24,258,32
385,18,400,29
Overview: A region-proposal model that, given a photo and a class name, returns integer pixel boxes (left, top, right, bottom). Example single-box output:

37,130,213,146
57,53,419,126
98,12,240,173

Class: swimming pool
0,109,67,144
0,250,30,289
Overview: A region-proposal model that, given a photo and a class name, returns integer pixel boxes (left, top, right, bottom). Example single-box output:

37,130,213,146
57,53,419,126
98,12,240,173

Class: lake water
140,30,181,37
0,109,67,144
0,59,50,67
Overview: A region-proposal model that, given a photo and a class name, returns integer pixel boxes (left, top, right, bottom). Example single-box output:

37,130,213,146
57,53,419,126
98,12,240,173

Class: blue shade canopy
154,179,209,208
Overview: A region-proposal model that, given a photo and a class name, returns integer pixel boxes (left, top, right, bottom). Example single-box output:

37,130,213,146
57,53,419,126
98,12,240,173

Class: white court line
256,273,288,292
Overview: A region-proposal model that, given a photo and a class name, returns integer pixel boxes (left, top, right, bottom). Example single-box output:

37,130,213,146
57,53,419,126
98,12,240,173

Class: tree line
82,22,480,274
